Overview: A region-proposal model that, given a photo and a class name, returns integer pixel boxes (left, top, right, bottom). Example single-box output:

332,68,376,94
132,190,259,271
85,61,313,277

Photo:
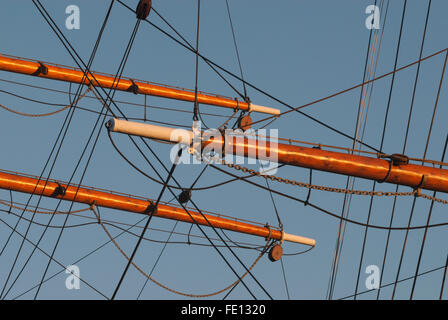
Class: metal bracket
32,62,48,76
144,201,157,214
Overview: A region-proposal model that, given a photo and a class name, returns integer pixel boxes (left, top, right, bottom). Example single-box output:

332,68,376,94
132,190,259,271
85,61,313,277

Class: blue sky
0,0,447,300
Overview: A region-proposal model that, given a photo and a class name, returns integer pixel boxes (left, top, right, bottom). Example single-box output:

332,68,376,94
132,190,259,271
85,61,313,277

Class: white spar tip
106,118,193,145
249,103,281,116
282,231,316,246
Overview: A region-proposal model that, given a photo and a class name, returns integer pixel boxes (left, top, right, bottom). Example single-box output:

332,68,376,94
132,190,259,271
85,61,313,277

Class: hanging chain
89,204,271,298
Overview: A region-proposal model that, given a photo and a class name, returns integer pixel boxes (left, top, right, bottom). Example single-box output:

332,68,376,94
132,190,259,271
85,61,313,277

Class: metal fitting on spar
281,231,316,247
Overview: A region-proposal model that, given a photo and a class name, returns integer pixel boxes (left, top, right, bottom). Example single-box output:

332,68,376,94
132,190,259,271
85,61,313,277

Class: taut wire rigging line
353,0,401,300
328,0,383,298
339,262,448,300
0,78,231,119
208,162,448,231
411,135,448,299
0,216,109,299
1,0,124,300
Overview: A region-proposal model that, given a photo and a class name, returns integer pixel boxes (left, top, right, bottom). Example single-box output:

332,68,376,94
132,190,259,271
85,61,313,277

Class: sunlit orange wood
0,170,314,245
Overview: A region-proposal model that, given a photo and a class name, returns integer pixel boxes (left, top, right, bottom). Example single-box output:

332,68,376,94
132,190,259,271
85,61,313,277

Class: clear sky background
0,0,447,300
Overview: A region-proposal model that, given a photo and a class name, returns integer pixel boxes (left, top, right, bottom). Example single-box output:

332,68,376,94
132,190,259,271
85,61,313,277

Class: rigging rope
377,0,432,299
89,205,272,298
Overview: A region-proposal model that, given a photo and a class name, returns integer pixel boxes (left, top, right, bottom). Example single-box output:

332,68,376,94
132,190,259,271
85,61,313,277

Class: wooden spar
107,119,448,194
0,55,280,115
0,170,315,246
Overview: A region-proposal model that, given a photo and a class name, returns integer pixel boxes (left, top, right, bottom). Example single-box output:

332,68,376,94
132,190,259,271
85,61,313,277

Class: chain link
193,151,448,204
